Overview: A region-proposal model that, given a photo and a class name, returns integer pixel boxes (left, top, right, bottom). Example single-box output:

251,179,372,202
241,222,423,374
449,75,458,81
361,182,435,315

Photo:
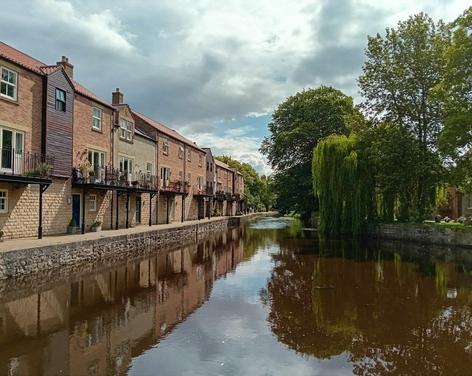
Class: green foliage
313,135,370,236
358,13,447,220
215,156,275,211
261,86,363,220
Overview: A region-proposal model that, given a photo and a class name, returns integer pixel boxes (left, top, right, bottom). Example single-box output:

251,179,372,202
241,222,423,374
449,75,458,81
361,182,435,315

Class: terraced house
0,41,245,240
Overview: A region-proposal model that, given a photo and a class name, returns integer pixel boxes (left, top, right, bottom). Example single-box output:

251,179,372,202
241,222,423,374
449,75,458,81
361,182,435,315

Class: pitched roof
0,41,113,109
131,110,205,152
215,159,233,171
0,41,46,74
73,80,114,109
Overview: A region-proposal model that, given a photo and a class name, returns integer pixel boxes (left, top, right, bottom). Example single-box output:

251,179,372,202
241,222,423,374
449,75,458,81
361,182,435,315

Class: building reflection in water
0,227,245,376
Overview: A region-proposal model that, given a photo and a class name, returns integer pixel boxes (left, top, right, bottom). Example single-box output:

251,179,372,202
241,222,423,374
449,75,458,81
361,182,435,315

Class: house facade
0,41,246,240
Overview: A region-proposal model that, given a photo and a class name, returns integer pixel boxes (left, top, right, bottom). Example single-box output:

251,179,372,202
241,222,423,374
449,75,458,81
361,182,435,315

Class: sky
1,0,470,174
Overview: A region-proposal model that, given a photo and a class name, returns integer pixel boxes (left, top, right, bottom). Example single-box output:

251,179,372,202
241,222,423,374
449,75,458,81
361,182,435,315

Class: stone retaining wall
366,223,472,248
0,212,276,280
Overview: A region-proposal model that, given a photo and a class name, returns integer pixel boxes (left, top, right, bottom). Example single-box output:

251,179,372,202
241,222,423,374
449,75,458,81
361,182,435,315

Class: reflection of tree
264,239,472,374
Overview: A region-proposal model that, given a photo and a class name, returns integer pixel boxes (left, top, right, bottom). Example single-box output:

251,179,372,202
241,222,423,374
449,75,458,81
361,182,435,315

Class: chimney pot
56,56,73,78
112,88,124,105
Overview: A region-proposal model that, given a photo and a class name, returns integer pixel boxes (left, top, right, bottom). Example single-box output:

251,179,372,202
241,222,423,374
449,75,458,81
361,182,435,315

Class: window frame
162,138,169,156
198,154,203,167
55,88,66,112
187,149,191,162
146,162,153,177
178,145,184,159
0,67,18,101
119,118,133,142
0,190,7,213
88,194,97,212
119,155,134,176
92,107,102,131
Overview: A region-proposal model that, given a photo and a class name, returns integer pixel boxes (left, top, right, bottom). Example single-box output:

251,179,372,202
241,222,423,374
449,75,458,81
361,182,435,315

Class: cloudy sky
1,0,469,174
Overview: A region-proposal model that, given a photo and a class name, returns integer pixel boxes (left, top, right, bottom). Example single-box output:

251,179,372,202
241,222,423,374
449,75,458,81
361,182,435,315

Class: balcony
0,147,54,182
193,185,213,196
160,180,189,195
72,166,159,192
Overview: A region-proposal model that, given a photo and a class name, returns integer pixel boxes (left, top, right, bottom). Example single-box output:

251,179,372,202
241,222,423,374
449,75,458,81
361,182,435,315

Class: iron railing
160,180,190,194
193,185,214,196
0,147,54,178
72,166,159,191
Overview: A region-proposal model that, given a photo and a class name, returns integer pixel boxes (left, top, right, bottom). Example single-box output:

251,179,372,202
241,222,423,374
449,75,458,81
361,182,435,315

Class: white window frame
160,166,171,187
178,145,184,159
146,162,153,177
163,138,169,156
0,190,7,213
187,149,191,162
0,67,17,101
55,88,66,112
88,194,97,212
119,156,134,175
119,118,133,141
198,154,203,167
92,107,102,131
0,126,24,174
197,176,203,189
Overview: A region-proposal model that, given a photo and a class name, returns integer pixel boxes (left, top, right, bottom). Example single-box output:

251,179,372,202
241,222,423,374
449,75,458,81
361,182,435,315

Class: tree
261,86,363,221
358,13,447,220
313,135,370,236
437,7,472,190
215,155,275,211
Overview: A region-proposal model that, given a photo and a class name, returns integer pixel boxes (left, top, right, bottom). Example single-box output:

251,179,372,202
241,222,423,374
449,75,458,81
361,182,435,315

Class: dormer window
0,67,17,100
119,118,133,141
55,88,66,111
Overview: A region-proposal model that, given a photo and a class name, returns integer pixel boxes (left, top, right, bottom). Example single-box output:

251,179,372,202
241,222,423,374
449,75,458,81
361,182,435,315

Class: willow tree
313,135,370,236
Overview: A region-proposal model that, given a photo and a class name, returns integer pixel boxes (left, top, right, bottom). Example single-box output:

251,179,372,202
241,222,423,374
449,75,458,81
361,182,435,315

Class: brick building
0,41,246,240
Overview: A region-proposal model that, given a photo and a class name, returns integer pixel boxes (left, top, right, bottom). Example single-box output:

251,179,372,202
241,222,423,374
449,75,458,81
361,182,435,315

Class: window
187,150,191,162
206,162,209,171
187,172,191,183
55,88,66,111
0,127,23,173
88,194,97,212
0,67,17,100
160,167,171,186
146,162,153,177
119,119,133,141
92,107,102,131
178,145,184,159
119,156,133,176
197,176,203,189
198,155,203,167
0,190,7,213
87,150,105,180
163,138,169,155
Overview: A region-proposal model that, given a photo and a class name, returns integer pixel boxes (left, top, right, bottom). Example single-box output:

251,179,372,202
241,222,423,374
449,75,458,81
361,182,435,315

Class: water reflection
0,227,245,376
264,237,472,374
1,218,472,375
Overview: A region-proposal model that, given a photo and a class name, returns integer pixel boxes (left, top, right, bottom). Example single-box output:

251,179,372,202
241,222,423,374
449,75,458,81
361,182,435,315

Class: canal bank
0,212,277,279
366,222,472,248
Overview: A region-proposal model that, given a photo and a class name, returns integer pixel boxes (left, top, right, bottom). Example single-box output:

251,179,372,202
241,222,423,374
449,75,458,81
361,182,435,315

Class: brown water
1,217,472,375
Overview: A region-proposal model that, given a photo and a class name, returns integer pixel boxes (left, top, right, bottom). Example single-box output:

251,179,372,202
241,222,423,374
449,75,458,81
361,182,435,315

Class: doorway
136,196,142,225
72,194,81,227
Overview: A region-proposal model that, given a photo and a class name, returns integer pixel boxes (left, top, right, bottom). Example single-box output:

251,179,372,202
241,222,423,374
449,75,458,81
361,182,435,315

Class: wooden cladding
45,70,73,177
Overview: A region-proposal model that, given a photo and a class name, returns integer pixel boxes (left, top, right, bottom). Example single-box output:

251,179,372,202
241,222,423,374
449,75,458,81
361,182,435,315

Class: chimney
56,56,74,78
112,88,124,105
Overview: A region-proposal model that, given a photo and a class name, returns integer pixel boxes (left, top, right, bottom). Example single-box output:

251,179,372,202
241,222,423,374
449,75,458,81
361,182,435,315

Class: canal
1,216,471,375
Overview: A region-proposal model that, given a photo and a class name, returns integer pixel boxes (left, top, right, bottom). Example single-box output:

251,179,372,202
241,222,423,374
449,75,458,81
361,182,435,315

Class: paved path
0,212,277,253
0,216,232,253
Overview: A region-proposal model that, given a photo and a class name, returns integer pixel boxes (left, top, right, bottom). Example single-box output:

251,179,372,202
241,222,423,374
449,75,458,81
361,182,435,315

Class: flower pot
91,225,102,232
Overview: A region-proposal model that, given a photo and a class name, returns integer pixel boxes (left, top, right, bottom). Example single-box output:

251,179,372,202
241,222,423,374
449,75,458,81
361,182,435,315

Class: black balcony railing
72,166,159,191
160,180,190,194
0,147,54,179
193,185,214,196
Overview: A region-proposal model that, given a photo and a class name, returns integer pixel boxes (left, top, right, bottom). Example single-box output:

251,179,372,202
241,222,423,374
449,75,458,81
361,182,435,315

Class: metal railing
160,180,190,194
72,166,159,191
0,147,54,178
193,185,214,196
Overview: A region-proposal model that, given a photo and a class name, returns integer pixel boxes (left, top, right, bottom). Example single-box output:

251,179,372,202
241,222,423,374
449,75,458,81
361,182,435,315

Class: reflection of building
0,227,243,375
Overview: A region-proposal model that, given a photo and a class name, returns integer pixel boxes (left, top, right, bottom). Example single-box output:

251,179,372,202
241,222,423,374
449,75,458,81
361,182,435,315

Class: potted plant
67,218,76,234
90,221,102,232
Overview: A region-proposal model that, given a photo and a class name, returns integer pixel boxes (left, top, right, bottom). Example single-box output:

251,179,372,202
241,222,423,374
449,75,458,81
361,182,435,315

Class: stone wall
0,212,275,279
366,223,472,248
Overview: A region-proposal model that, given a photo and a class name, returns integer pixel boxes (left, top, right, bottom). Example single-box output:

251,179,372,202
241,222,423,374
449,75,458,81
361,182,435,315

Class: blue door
72,194,81,227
